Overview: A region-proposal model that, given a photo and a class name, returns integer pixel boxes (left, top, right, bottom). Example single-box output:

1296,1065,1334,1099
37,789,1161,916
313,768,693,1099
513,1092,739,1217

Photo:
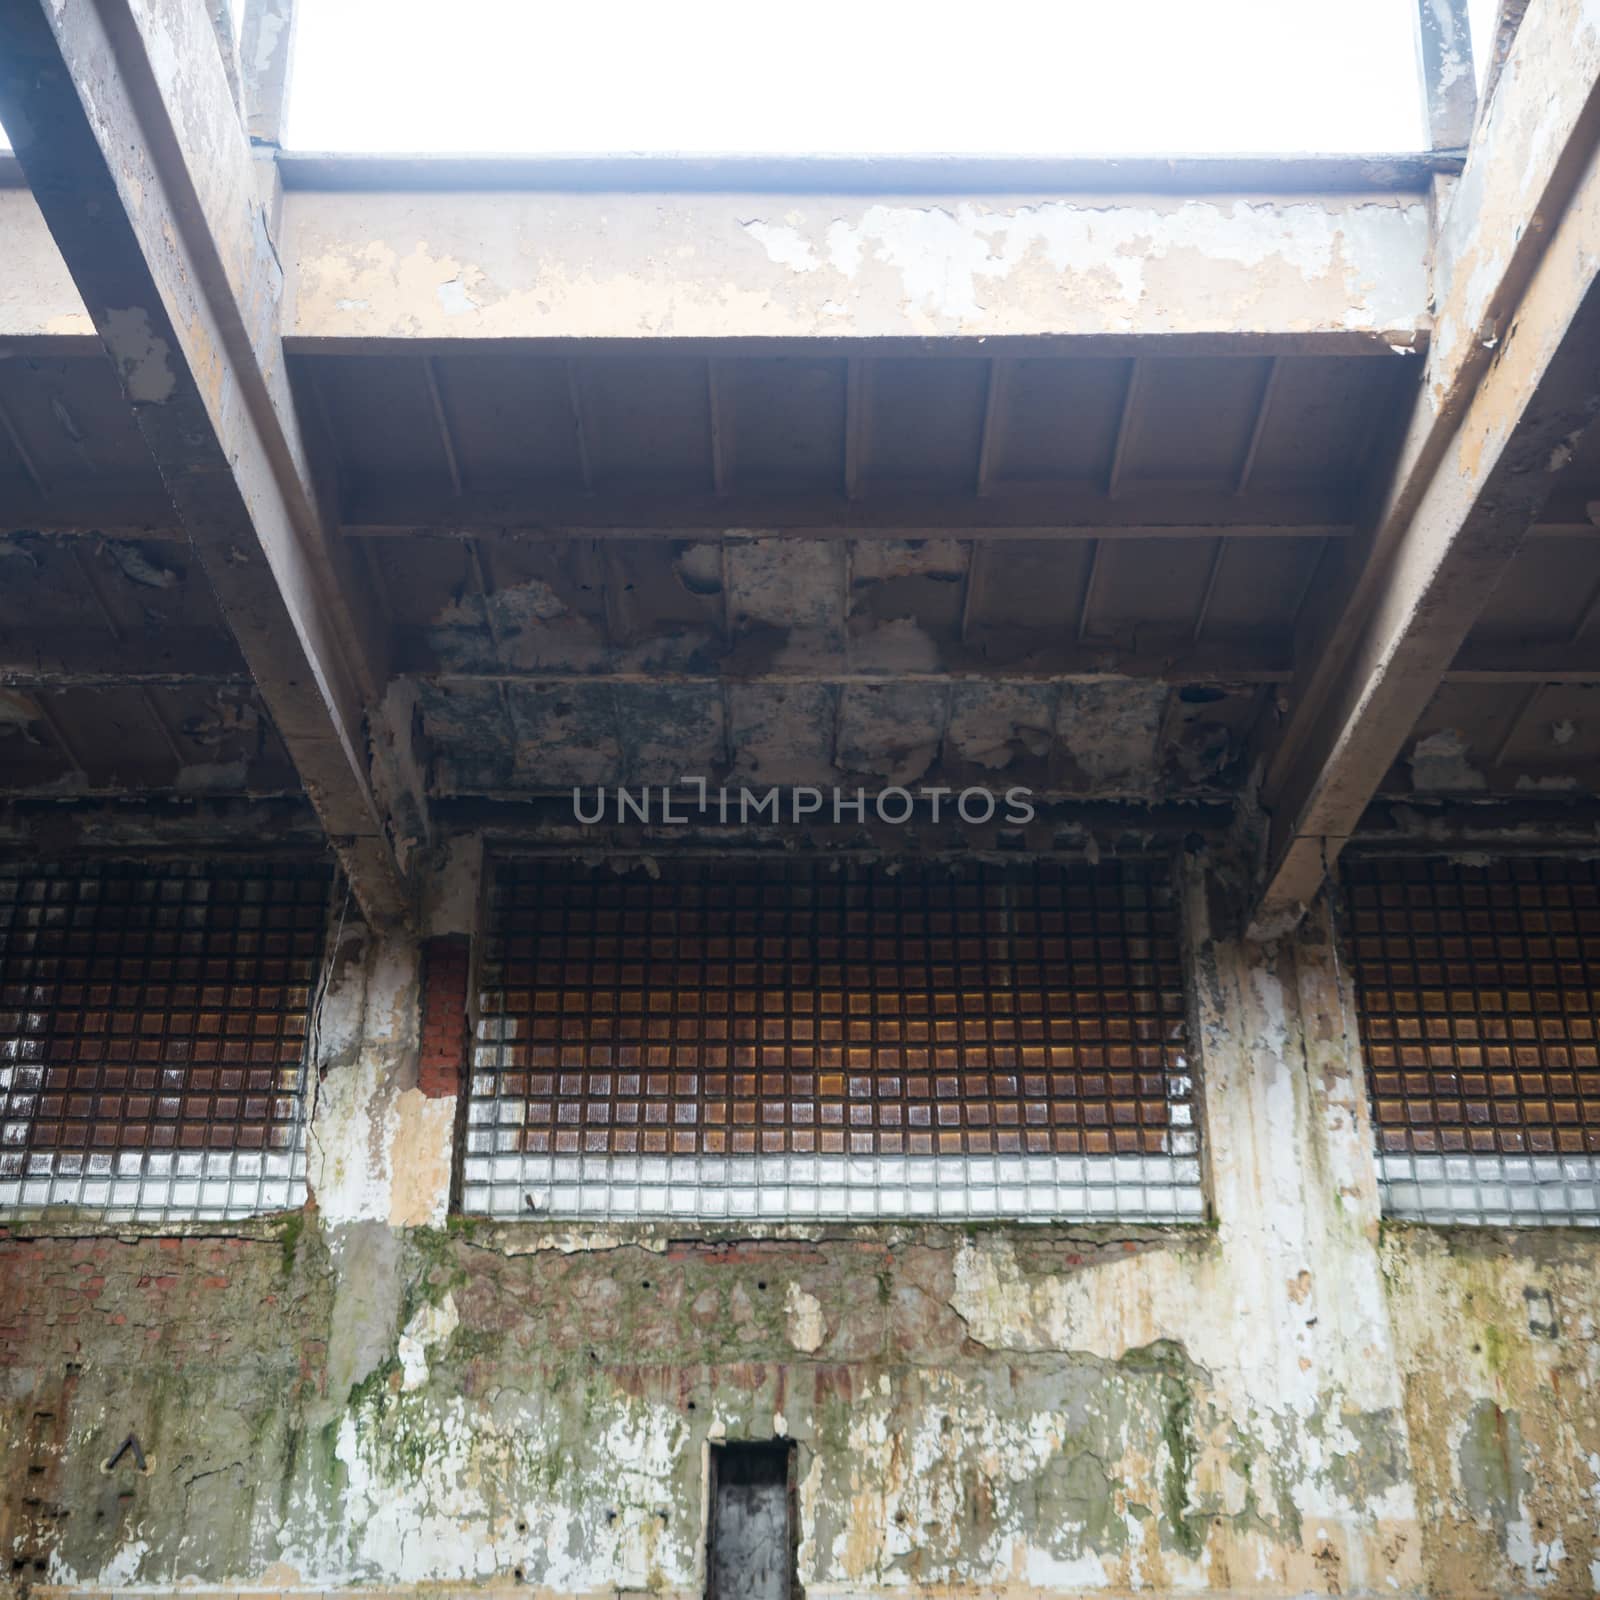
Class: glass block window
465,857,1202,1222
1346,856,1600,1226
0,861,332,1220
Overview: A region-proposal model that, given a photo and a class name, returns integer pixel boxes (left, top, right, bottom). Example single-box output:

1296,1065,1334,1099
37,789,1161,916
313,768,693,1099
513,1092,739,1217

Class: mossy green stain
1158,1373,1204,1560
346,1354,402,1413
1480,1321,1509,1377
278,1210,305,1278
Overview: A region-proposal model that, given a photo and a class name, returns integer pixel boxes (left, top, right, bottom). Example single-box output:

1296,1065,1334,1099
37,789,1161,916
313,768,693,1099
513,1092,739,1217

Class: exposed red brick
419,934,471,1099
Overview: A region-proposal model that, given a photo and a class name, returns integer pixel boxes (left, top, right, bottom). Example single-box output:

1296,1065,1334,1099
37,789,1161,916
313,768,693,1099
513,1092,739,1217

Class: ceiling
3,344,1600,822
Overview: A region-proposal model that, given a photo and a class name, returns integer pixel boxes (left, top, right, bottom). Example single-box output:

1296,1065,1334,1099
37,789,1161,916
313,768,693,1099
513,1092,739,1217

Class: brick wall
419,935,470,1098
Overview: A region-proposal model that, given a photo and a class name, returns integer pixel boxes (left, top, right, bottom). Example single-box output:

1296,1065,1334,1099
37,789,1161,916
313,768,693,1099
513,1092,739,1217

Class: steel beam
0,0,418,926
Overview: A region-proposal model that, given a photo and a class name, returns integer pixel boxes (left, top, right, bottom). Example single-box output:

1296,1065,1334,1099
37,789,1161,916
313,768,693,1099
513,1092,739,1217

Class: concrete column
1413,0,1478,150
1181,862,1422,1589
240,0,298,147
303,834,481,1228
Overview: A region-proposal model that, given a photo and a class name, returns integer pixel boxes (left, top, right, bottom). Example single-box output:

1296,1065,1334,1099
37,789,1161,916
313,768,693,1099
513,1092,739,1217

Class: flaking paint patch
741,198,1428,332
437,274,480,316
835,682,948,784
1409,728,1488,792
397,1292,460,1391
785,1282,826,1353
506,682,625,786
308,936,440,1226
173,757,251,792
727,539,846,649
947,681,1055,771
386,1090,456,1229
1055,682,1167,792
728,681,839,786
102,306,178,403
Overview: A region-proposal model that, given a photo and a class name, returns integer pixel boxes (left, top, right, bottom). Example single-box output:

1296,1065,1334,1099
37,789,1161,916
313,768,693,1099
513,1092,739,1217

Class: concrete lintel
280,187,1432,347
0,0,418,927
2,180,1435,350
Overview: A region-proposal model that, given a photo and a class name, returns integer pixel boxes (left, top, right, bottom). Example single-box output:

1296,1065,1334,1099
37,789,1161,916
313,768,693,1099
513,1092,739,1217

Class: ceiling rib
465,535,522,760
1491,683,1545,767
0,393,45,495
1234,358,1281,494
707,358,730,497
1076,542,1103,643
566,359,595,492
30,693,88,779
1192,539,1229,642
1106,357,1144,497
422,357,465,496
139,688,188,771
975,358,1006,497
844,357,868,502
960,543,985,644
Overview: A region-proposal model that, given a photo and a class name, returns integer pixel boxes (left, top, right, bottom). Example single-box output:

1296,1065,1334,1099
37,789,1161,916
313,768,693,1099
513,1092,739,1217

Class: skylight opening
284,0,1431,156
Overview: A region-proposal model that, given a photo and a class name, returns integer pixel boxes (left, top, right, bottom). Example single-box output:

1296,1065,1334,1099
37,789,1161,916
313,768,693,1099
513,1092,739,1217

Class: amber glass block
476,857,1193,1159
0,862,332,1164
1344,856,1600,1157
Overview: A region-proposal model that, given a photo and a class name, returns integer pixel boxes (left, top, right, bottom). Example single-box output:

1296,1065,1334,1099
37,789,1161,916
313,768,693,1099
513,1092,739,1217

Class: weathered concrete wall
1384,1226,1600,1595
2,858,1598,1598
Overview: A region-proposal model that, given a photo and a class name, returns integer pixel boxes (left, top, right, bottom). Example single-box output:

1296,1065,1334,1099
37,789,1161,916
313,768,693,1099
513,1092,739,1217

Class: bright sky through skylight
285,0,1448,155
0,2,1507,158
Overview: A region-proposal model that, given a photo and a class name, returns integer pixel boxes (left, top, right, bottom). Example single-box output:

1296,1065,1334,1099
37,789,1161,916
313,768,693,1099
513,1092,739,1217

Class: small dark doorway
706,1440,798,1600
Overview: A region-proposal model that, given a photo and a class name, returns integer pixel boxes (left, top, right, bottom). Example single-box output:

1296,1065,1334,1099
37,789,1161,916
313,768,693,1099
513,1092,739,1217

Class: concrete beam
1248,0,1600,936
280,188,1432,350
1476,0,1533,133
0,0,420,928
2,627,1576,693
0,188,92,344
0,795,325,857
0,167,1434,353
340,486,1352,538
0,628,250,685
239,0,297,148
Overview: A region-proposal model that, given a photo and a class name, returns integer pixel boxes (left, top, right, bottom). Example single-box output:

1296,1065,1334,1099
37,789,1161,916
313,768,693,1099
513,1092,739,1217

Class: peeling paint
101,306,178,403
5,873,1597,1598
285,191,1431,343
1408,728,1488,792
